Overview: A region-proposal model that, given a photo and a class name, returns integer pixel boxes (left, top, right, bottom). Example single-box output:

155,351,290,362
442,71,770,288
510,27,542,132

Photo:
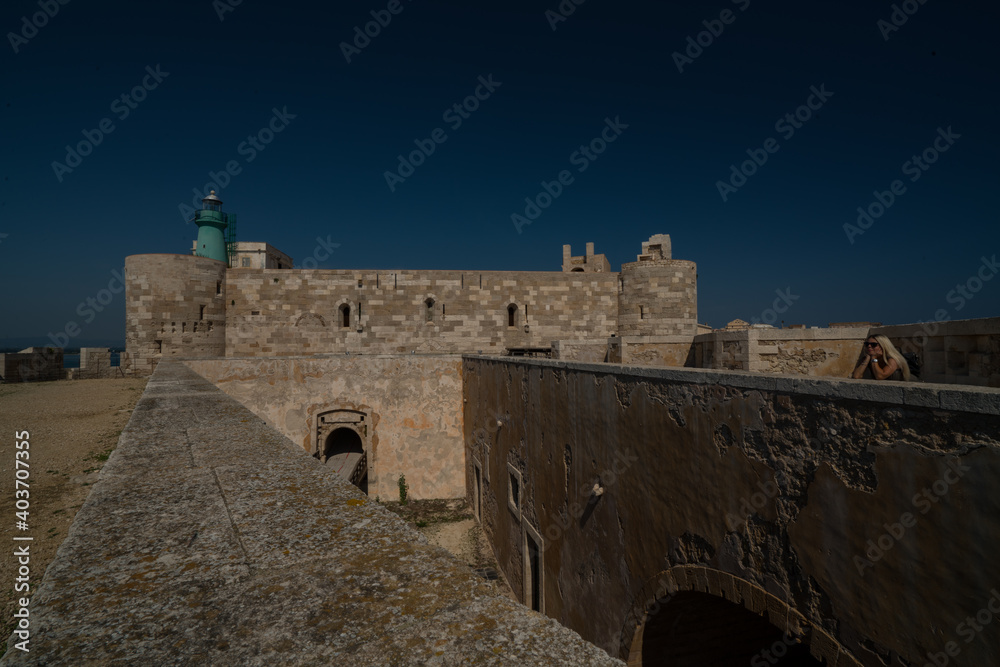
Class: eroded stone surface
1,361,620,666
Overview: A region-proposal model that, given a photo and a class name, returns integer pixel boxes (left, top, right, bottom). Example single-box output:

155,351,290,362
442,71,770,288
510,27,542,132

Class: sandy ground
0,377,147,654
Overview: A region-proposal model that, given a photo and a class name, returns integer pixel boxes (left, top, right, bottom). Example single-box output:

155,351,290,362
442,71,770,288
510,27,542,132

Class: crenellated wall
464,356,1000,665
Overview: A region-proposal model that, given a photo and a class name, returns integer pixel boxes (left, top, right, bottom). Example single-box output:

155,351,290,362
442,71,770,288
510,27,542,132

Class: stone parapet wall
184,355,466,500
615,335,695,367
224,269,619,357
0,347,63,383
463,355,1000,665
124,254,227,376
693,327,870,377
1,360,620,665
872,316,1000,387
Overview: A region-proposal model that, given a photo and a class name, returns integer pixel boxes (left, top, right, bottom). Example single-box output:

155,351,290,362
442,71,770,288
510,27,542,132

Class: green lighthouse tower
193,190,236,265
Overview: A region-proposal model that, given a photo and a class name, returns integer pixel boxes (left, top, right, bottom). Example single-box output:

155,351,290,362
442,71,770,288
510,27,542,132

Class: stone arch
621,565,860,666
307,405,377,494
333,298,353,329
294,312,327,328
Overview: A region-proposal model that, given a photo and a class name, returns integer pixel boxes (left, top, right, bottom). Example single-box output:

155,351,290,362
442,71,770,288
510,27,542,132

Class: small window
340,304,351,328
241,257,251,267
155,340,162,354
182,322,187,333
273,278,279,284
507,463,522,519
358,279,363,288
507,304,517,328
639,306,645,320
251,311,260,316
231,300,235,306
425,298,435,322
216,281,221,295
199,305,205,320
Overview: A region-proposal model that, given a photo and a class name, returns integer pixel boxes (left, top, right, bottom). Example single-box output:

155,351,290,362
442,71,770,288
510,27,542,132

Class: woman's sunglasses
864,342,880,347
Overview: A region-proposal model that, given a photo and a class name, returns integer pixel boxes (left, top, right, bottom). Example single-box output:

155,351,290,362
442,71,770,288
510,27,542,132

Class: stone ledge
1,361,620,666
462,356,1000,415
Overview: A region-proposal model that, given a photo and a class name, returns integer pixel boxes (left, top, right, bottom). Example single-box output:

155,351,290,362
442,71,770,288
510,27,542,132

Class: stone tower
617,234,697,337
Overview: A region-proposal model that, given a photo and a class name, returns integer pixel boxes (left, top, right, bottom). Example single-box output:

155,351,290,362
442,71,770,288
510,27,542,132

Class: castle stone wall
124,254,227,376
617,260,697,337
224,269,620,357
184,355,465,500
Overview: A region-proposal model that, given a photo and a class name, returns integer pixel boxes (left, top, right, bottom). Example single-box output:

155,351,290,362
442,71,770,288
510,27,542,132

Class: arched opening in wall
425,297,435,322
571,267,584,272
507,304,518,328
324,428,367,494
339,304,351,329
636,591,821,666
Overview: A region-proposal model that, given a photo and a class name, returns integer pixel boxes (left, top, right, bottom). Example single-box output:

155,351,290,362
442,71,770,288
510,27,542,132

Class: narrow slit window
507,304,517,328
340,304,351,328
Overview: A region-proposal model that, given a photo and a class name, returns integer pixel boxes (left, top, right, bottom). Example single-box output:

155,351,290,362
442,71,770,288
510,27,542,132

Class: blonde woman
851,335,911,381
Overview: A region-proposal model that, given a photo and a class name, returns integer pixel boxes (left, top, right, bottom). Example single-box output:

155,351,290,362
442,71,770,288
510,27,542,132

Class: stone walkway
1,361,621,666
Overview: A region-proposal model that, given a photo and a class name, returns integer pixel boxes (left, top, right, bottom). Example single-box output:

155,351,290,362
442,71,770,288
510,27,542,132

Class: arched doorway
324,427,367,494
637,591,821,666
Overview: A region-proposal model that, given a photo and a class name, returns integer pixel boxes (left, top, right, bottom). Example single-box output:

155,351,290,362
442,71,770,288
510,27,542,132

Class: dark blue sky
1,0,997,346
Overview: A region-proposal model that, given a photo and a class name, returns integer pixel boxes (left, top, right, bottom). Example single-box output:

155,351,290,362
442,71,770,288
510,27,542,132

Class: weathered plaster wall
464,357,1000,665
185,355,465,500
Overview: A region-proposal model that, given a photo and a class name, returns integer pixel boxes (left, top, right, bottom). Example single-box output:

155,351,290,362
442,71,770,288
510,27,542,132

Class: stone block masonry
185,355,466,500
225,268,621,357
0,360,621,666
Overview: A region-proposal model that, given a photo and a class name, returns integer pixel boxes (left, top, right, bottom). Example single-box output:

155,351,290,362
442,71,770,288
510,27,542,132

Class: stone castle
8,194,998,665
123,233,698,375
